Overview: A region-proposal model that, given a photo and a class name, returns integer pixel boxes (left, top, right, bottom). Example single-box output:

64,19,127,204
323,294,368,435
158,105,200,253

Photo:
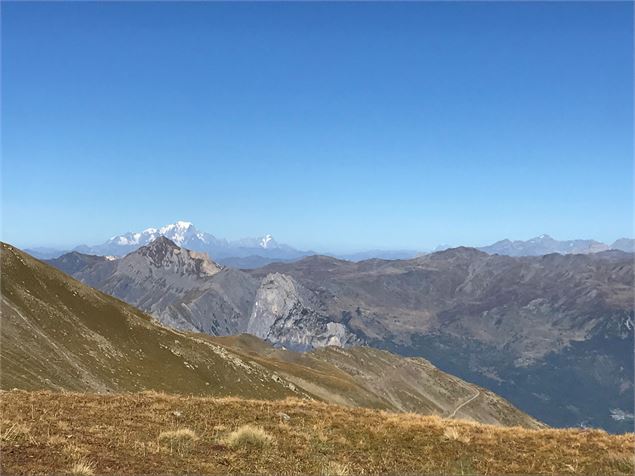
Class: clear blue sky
2,1,633,252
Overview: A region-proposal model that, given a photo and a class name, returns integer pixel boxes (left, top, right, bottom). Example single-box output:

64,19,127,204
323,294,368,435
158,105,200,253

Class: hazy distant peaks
611,238,635,253
23,223,635,262
478,235,611,257
531,234,553,241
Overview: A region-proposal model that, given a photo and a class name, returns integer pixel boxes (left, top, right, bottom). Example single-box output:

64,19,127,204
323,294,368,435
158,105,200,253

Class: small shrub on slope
158,428,198,454
69,458,95,476
444,426,471,444
321,461,351,476
225,424,273,448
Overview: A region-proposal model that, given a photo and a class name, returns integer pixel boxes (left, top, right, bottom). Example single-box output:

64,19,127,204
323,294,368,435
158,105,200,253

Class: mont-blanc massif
2,1,633,475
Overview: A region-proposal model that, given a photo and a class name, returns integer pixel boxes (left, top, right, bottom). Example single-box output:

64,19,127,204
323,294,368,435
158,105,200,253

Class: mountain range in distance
23,221,635,265
73,221,310,262
479,234,634,256
45,236,634,433
1,241,541,428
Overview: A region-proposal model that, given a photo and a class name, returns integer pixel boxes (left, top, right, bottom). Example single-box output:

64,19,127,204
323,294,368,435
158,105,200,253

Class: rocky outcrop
135,236,222,277
248,273,360,350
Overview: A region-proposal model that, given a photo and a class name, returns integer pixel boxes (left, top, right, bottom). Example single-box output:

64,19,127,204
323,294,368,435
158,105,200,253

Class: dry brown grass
444,425,471,444
62,443,89,458
225,424,273,448
46,434,68,445
158,428,198,454
69,458,95,476
1,422,33,444
0,390,633,476
321,461,351,476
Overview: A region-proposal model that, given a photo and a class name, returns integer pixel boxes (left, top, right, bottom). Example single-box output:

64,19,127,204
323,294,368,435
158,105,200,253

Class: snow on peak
158,221,197,246
114,232,143,245
102,222,293,255
260,234,273,249
106,221,199,247
159,221,193,233
529,234,552,243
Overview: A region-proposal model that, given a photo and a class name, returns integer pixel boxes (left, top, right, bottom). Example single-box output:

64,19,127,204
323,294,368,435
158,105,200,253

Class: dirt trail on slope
448,389,481,418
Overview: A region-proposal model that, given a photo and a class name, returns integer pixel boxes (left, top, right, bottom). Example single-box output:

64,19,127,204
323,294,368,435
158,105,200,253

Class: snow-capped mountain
105,221,219,248
72,221,309,261
260,234,274,249
232,233,279,250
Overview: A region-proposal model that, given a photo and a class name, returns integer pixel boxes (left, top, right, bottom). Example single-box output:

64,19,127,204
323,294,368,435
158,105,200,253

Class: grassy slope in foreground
0,242,539,428
0,243,297,400
1,391,633,476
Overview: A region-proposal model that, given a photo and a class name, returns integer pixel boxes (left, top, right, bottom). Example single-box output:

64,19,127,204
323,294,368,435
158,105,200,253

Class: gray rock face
127,236,222,280
248,273,359,350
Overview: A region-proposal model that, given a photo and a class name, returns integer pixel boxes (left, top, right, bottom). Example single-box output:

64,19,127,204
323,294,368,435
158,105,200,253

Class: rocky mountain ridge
2,242,540,428
47,239,634,432
49,239,350,348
